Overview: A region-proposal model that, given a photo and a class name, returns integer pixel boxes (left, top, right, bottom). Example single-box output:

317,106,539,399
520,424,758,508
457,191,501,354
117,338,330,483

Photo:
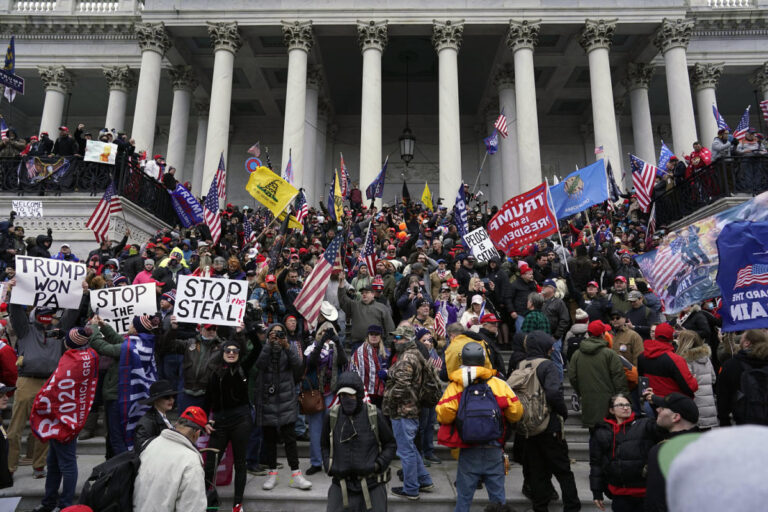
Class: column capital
307,65,324,91
281,20,313,52
506,19,541,52
357,20,388,52
654,18,695,54
432,19,464,52
482,96,500,121
38,66,74,94
318,97,332,121
208,22,242,54
170,65,198,92
579,19,617,53
690,62,724,92
749,62,768,90
493,63,515,91
625,62,654,91
614,94,626,115
195,100,210,116
102,65,135,92
135,22,171,55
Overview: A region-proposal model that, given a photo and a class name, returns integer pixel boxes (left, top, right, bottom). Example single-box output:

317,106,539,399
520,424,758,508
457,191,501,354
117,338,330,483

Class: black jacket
644,427,700,512
477,327,507,378
27,234,52,259
52,135,79,157
679,310,712,350
524,331,568,432
716,347,768,426
134,408,170,454
204,341,258,414
509,277,537,316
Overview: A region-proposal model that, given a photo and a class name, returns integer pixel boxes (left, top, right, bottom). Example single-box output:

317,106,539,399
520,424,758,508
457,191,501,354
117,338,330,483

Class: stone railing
691,0,752,7
13,0,57,12
10,0,142,14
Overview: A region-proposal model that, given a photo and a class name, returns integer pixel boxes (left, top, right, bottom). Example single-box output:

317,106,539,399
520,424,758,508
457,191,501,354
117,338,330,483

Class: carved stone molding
357,20,388,52
654,18,695,54
103,65,135,92
281,20,313,52
39,66,74,93
614,94,626,116
317,98,332,121
432,20,464,52
506,19,541,52
0,22,135,40
482,96,500,121
579,19,617,53
195,101,210,117
169,65,198,92
307,65,324,91
690,62,724,91
493,63,515,90
135,22,171,55
625,62,654,91
208,22,242,54
749,62,768,91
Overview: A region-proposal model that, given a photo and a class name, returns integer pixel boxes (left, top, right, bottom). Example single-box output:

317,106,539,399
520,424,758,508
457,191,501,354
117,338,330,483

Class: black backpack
734,364,768,425
566,332,587,362
454,378,504,444
79,449,141,512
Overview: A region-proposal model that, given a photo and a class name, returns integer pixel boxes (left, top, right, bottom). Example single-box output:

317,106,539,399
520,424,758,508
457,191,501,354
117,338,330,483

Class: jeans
246,425,264,468
42,439,77,508
308,394,334,467
455,445,506,512
203,408,252,503
418,407,436,458
105,400,127,457
515,315,525,333
551,339,564,382
161,354,184,394
391,418,432,495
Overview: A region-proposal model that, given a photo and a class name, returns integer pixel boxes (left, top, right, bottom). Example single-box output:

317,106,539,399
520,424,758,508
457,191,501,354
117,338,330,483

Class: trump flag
487,182,558,256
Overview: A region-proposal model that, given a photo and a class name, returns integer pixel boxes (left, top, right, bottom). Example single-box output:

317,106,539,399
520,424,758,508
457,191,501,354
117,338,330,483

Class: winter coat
338,284,395,344
382,341,425,420
520,331,569,433
611,328,645,367
249,285,286,325
305,337,348,396
88,323,127,401
679,345,717,429
253,334,302,427
204,339,257,414
637,339,699,398
0,136,25,157
134,408,171,454
133,429,207,512
509,277,537,316
52,135,79,157
161,331,223,396
711,136,732,160
625,305,655,340
610,289,631,314
569,336,629,428
27,234,52,259
9,303,77,378
678,308,713,352
542,296,571,340
716,344,768,426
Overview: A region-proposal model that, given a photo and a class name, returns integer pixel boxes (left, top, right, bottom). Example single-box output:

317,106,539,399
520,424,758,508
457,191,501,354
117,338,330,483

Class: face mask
339,395,358,416
103,269,113,279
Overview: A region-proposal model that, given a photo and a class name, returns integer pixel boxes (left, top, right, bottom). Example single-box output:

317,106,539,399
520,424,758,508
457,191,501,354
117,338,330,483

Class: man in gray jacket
338,280,395,352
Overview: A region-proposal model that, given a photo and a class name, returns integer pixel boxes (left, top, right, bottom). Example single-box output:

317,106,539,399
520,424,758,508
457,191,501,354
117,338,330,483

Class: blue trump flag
168,183,204,227
716,221,768,332
483,130,499,155
365,155,389,200
549,159,610,219
118,333,158,450
657,141,674,177
454,182,470,242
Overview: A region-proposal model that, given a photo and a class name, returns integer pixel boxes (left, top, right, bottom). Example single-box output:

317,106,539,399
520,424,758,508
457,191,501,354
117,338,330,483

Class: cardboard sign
465,227,499,262
11,256,86,309
84,139,118,165
12,200,43,218
175,275,247,327
90,284,158,334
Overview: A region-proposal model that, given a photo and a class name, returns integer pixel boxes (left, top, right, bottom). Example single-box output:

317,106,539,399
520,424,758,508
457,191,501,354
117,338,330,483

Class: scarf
351,343,387,397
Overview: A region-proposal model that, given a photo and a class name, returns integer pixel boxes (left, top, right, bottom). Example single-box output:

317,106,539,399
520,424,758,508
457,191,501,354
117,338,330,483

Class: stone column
191,101,209,196
654,18,698,156
202,22,242,197
131,22,170,156
482,99,503,207
166,66,197,181
580,19,622,180
751,62,768,101
690,63,723,149
281,20,313,193
314,100,330,206
493,64,519,200
507,20,542,191
303,66,322,196
433,20,464,207
357,20,387,206
103,65,134,133
625,63,656,163
38,66,74,137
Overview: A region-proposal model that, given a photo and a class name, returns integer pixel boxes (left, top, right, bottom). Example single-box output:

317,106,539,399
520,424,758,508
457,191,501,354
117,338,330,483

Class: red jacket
0,339,18,395
636,339,698,398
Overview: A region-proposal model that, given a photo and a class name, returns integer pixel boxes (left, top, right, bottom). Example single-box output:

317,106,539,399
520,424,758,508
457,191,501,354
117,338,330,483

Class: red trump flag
487,182,559,256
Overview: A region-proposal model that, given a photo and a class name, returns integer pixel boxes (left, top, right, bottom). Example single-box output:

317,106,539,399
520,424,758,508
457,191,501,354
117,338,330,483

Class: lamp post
399,53,416,170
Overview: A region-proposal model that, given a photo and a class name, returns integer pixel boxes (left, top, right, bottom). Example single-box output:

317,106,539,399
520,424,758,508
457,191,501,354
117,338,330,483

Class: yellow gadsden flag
421,182,433,211
332,170,344,222
245,166,298,216
277,211,304,230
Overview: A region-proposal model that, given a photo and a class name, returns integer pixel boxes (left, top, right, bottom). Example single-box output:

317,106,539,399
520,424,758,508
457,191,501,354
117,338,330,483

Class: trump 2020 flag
716,221,768,332
549,159,610,219
118,333,158,450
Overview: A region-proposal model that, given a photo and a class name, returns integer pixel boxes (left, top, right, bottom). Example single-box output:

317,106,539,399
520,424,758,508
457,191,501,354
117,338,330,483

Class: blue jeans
551,339,564,382
455,445,506,511
42,439,77,508
105,400,127,456
246,425,264,468
418,407,436,458
162,353,184,393
294,384,308,437
391,418,433,495
308,394,334,467
515,314,525,333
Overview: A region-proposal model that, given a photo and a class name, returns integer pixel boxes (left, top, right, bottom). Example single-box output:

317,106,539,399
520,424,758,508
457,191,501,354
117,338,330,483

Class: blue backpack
455,378,504,444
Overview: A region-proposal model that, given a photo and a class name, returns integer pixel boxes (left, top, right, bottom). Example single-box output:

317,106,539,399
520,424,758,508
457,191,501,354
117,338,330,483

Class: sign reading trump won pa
91,284,157,334
175,275,248,327
11,256,86,309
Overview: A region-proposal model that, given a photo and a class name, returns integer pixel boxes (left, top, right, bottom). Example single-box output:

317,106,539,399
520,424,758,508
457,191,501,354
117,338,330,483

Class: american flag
733,106,751,141
712,104,730,132
86,182,122,242
283,151,294,185
645,203,656,246
247,142,261,157
630,154,657,213
428,352,444,370
294,190,309,225
204,175,222,244
243,216,256,244
434,311,446,338
0,117,7,138
595,146,604,155
340,153,349,198
215,153,226,200
760,100,768,123
638,243,687,305
493,112,508,138
295,232,344,328
360,225,377,274
735,264,768,289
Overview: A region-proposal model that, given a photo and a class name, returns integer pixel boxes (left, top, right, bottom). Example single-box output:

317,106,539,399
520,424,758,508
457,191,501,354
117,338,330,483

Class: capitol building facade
1,0,766,208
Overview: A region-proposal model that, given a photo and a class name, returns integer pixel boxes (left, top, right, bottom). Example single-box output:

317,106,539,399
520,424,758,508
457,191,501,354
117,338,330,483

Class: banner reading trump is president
487,182,559,256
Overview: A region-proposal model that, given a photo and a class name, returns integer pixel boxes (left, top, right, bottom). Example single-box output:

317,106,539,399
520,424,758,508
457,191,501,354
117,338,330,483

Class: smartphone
639,376,650,396
629,277,637,289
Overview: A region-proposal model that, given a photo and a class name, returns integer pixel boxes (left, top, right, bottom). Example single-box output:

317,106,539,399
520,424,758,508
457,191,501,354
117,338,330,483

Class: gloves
377,369,388,381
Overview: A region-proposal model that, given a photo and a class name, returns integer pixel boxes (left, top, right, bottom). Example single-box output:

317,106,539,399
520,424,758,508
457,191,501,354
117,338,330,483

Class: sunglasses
272,331,286,338
223,348,240,354
612,403,632,408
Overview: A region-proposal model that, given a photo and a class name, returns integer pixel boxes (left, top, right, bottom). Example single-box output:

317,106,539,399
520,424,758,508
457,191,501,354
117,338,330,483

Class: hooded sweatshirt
637,339,698,398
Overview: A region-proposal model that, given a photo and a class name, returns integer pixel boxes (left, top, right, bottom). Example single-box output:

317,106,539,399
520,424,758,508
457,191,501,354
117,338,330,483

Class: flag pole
545,177,569,273
471,151,490,195
253,199,295,244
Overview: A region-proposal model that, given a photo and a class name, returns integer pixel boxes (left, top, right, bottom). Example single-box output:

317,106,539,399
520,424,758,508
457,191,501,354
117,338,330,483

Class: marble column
281,21,313,193
625,63,656,164
303,66,321,197
202,22,242,198
314,100,330,206
580,19,622,180
191,101,209,196
38,66,74,137
166,66,197,181
507,20,542,191
751,62,768,101
131,22,170,156
103,66,134,133
493,64,519,200
654,18,698,156
357,20,387,207
690,63,724,148
433,20,464,207
483,99,503,207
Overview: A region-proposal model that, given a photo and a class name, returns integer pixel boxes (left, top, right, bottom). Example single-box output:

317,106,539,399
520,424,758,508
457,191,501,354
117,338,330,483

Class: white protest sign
465,227,500,262
0,281,6,303
11,256,86,309
175,275,247,327
12,200,43,218
84,139,118,165
91,284,158,334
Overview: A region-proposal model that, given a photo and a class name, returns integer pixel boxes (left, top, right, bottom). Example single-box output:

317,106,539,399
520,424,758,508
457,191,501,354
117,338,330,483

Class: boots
289,470,312,490
262,471,278,491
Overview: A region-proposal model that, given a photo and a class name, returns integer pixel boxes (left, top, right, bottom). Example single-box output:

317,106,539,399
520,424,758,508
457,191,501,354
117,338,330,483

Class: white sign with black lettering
12,200,43,218
91,284,157,334
11,256,86,309
464,227,500,262
175,275,247,327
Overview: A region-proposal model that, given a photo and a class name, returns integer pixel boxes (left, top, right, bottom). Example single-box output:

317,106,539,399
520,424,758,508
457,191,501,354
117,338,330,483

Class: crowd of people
0,118,766,512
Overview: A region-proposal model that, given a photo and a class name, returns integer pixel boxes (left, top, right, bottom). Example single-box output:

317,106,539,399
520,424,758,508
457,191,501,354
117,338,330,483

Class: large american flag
204,175,222,244
340,153,349,198
630,154,657,213
735,264,768,289
215,153,226,200
434,311,446,338
493,112,508,138
360,225,377,274
733,106,751,141
243,216,256,244
712,104,730,132
295,232,344,328
294,191,309,225
760,100,768,123
86,182,122,242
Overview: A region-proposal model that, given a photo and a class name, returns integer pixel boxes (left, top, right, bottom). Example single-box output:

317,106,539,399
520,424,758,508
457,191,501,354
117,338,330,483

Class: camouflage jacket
382,345,424,419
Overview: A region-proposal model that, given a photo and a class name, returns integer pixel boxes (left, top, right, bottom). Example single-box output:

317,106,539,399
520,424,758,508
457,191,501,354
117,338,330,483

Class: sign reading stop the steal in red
487,182,559,256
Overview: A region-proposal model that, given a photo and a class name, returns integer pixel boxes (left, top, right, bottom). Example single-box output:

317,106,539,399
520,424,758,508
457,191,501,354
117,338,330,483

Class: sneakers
571,393,581,412
419,483,436,492
289,471,312,490
305,465,323,475
262,471,278,491
424,454,442,464
422,458,431,468
32,467,46,479
391,486,419,500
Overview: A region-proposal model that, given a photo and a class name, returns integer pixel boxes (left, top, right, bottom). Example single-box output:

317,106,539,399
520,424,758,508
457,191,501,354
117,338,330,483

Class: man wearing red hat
143,154,165,181
509,261,538,332
609,276,631,314
52,126,78,157
476,313,507,376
